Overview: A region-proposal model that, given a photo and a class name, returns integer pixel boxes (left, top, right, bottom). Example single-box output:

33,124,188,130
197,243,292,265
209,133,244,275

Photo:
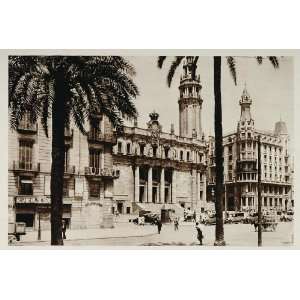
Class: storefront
14,196,72,230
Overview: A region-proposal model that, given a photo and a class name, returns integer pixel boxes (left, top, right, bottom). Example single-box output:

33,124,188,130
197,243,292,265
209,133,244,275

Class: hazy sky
127,56,294,149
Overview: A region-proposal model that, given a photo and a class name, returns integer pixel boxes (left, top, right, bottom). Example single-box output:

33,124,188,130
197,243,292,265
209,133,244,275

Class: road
63,221,293,247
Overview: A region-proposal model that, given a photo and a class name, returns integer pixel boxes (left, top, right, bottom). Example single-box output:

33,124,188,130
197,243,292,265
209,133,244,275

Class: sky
126,56,294,150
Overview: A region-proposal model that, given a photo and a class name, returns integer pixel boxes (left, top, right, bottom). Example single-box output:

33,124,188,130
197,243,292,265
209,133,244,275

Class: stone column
134,165,139,203
172,169,177,204
147,166,152,203
160,168,165,203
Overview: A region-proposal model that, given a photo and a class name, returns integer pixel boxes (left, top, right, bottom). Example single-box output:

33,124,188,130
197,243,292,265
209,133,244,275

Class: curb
12,231,157,245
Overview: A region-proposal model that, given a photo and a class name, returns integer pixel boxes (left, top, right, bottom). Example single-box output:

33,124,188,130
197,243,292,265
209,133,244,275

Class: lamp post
37,208,41,241
257,135,262,247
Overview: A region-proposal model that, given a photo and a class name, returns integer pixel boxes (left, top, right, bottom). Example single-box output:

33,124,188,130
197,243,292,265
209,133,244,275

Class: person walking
157,219,162,234
195,222,203,245
62,219,67,240
174,217,179,231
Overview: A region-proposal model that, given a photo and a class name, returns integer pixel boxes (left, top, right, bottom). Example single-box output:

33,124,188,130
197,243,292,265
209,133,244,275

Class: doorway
117,202,123,214
16,213,34,228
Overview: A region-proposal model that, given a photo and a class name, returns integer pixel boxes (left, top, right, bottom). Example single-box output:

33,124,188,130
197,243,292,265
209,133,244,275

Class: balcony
237,157,257,163
17,122,38,134
87,131,117,144
11,161,40,175
64,165,76,175
84,167,120,179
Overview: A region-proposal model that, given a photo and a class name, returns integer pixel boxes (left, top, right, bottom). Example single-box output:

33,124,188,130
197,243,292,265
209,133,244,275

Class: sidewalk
15,222,157,245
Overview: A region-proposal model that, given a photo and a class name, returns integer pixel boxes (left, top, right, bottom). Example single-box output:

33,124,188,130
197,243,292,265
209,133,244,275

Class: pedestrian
62,219,67,240
193,211,196,222
157,219,162,234
195,222,203,245
174,217,179,231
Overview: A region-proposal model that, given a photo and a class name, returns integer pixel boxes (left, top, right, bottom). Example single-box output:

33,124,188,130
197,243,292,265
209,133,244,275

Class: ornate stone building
112,57,208,217
8,57,209,230
207,86,294,212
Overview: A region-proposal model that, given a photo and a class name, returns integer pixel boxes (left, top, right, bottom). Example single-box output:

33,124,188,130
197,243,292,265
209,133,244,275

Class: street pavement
12,220,294,247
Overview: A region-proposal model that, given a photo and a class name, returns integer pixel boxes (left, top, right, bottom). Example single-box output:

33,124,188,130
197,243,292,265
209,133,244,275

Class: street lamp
37,209,41,241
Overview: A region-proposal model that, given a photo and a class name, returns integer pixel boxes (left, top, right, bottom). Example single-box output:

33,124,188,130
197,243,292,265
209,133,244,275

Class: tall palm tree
157,55,279,246
9,56,139,245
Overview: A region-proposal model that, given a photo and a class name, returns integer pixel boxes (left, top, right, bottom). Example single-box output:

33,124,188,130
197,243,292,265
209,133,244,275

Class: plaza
15,220,293,247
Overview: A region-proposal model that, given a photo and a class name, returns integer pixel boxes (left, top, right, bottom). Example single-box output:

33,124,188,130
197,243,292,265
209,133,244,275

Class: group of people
162,217,204,245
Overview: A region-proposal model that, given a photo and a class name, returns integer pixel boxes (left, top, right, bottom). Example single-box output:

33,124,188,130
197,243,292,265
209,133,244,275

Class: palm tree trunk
51,71,66,245
213,56,226,246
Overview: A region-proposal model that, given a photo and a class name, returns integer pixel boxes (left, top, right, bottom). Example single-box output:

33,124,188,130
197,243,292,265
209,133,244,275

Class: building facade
207,87,294,213
8,57,209,230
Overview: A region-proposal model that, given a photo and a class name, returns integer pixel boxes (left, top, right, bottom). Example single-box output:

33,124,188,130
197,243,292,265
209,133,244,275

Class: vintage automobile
202,213,216,225
8,222,26,244
143,213,159,225
243,212,258,224
226,212,246,224
281,210,294,222
253,215,278,232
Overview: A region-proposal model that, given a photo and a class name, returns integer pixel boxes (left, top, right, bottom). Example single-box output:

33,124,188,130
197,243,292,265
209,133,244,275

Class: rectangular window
19,140,33,170
64,147,69,172
117,142,122,153
89,181,100,198
126,207,131,214
63,179,69,197
19,177,33,195
89,149,102,170
126,143,131,154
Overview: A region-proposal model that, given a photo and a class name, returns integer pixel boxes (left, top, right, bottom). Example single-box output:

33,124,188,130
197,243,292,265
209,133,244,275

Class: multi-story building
8,57,209,230
207,86,293,212
8,112,119,230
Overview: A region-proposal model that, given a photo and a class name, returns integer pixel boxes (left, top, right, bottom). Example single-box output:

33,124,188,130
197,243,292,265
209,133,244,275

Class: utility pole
257,135,262,247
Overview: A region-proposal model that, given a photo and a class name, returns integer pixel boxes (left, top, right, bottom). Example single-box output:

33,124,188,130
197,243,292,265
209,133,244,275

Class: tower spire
178,57,203,139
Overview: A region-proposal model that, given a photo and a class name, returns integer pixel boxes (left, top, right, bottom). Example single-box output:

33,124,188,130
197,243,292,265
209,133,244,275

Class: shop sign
15,196,51,204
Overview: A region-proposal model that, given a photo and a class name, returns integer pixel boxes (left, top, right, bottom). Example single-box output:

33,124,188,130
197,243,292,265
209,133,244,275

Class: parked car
8,222,26,243
243,212,258,224
281,210,294,222
226,212,246,224
202,213,216,225
143,213,159,225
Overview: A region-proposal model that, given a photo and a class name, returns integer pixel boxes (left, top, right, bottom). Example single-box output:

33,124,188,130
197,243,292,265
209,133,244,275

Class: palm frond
157,56,167,69
167,56,184,87
226,56,237,85
268,56,279,68
256,56,263,64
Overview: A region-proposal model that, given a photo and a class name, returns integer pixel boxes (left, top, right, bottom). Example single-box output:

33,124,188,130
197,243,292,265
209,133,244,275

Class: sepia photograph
7,54,294,247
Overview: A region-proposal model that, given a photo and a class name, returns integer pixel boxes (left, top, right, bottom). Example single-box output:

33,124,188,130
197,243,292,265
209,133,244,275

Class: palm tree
9,56,139,245
157,55,279,246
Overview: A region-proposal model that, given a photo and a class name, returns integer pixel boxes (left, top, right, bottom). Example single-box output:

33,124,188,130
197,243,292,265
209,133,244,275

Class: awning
21,179,33,184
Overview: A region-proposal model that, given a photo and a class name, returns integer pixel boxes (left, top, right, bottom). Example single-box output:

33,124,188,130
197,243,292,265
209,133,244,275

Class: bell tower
237,84,254,131
178,57,203,139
